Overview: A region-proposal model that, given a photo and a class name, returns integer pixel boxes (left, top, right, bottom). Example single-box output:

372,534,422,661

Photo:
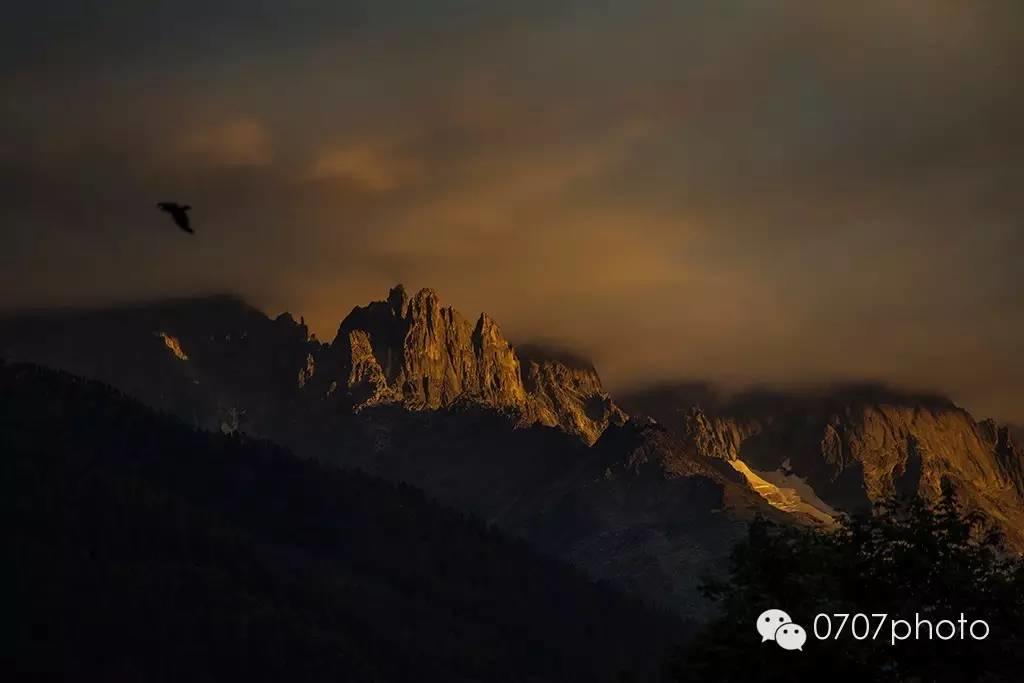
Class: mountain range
2,360,681,681
3,285,1022,614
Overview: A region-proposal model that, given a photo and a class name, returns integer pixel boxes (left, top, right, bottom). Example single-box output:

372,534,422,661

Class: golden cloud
305,142,421,192
177,118,273,168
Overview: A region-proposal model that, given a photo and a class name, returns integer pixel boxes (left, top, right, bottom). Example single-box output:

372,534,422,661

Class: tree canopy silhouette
670,488,1024,682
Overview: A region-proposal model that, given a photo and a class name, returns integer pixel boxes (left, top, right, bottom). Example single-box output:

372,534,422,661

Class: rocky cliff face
0,286,626,446
517,344,627,445
4,289,1023,612
326,285,525,411
625,385,1024,548
322,286,623,443
979,419,1024,500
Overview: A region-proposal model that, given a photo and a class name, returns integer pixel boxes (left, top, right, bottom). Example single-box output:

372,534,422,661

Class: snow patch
728,458,835,526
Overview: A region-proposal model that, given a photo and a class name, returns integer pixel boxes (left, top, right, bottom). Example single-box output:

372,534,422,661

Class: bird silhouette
156,202,194,234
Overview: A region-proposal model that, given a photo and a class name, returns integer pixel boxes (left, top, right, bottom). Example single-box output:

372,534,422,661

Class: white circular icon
756,609,793,642
775,623,807,651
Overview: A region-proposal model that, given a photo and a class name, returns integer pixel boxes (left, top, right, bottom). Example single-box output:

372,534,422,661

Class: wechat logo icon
756,609,807,651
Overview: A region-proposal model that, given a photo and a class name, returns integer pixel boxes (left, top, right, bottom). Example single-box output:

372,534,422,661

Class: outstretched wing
173,211,194,234
156,202,194,234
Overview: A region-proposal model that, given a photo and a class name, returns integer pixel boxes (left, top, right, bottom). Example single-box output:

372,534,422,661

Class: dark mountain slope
1,360,684,682
0,291,787,617
0,295,322,438
316,402,780,616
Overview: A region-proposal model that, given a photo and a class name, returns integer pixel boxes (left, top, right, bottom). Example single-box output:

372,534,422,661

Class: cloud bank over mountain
2,1,1022,421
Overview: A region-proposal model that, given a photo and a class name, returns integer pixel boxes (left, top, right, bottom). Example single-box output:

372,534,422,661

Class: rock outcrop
4,290,1023,614
0,286,626,446
326,286,526,411
323,286,623,443
980,419,1024,498
625,384,1024,548
518,344,627,445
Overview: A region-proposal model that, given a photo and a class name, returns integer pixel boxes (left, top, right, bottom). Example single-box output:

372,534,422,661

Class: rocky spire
387,284,409,318
328,286,528,411
473,313,527,407
324,286,624,442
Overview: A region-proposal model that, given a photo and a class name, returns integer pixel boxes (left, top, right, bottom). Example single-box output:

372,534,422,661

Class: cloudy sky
2,1,1022,421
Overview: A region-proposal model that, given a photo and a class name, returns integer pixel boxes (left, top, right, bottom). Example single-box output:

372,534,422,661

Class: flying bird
156,202,194,234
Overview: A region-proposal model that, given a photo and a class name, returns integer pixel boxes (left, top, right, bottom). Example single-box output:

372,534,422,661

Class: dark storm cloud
1,1,1022,421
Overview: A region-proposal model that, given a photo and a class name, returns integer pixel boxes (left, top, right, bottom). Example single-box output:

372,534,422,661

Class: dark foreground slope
1,361,685,682
0,293,785,618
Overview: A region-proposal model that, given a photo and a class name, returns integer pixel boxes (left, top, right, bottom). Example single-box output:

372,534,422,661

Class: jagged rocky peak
325,286,624,444
624,381,1024,548
387,284,409,317
329,285,526,411
473,313,527,405
273,311,312,341
677,405,758,461
978,418,1023,455
517,343,627,445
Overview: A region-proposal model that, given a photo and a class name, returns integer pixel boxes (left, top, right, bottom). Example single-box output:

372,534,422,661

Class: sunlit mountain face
4,285,1024,612
4,3,1024,680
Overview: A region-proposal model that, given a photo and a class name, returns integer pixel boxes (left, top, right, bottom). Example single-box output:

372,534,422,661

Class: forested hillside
2,360,684,681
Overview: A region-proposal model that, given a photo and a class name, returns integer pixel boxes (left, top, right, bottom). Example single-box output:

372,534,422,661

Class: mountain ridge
622,382,1024,547
3,285,1023,614
316,284,624,444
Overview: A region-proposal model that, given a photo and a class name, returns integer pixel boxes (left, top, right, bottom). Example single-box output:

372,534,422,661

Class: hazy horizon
3,2,1022,423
